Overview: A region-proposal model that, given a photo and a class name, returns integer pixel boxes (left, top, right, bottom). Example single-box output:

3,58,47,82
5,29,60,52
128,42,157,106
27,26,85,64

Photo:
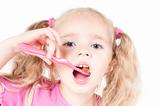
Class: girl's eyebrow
92,34,106,41
93,34,104,40
60,33,77,38
60,33,107,42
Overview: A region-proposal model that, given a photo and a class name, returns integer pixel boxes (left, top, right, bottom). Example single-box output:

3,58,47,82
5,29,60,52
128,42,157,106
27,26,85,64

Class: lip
73,76,89,85
74,62,91,69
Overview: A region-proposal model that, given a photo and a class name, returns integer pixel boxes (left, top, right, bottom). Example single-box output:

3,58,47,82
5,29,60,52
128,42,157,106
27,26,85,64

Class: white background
0,0,160,105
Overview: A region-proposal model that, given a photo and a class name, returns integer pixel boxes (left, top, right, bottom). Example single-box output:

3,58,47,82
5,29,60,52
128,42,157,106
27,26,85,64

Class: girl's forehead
57,13,108,32
56,11,107,27
55,13,112,42
55,10,114,43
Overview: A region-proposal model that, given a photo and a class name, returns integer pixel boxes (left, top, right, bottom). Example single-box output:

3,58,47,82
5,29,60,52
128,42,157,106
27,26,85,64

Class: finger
41,56,52,65
23,28,59,47
38,28,60,46
40,28,55,41
20,28,55,44
43,58,52,65
28,28,56,42
37,35,48,45
47,28,62,45
45,38,56,59
33,28,56,46
55,45,61,58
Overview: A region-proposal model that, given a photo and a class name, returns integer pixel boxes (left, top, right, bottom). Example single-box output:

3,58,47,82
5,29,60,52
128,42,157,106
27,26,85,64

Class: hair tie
115,27,123,46
115,27,123,38
48,18,55,28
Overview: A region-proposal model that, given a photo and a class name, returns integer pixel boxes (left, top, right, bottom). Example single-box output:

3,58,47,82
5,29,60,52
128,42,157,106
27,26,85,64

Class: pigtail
27,20,49,30
5,20,56,87
102,30,139,106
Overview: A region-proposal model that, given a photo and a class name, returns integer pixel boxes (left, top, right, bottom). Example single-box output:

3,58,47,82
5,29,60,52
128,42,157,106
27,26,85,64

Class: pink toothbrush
17,43,90,76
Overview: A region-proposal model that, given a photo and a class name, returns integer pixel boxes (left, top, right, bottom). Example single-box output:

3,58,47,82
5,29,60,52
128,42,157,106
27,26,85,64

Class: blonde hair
3,8,139,106
103,32,138,106
4,20,56,86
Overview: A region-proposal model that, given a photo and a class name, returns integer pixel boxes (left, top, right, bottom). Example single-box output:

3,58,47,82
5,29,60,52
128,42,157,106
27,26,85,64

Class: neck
59,84,96,106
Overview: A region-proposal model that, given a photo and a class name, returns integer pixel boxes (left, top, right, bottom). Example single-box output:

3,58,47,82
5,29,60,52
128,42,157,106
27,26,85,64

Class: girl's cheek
59,47,67,58
60,47,75,58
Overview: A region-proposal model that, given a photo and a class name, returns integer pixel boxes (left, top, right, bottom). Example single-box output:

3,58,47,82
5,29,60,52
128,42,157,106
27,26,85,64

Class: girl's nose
78,50,91,57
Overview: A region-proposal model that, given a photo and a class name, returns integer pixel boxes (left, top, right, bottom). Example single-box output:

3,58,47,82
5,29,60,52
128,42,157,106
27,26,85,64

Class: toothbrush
17,43,90,76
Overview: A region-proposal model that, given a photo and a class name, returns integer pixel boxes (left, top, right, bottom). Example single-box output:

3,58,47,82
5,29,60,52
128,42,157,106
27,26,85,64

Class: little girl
0,8,138,106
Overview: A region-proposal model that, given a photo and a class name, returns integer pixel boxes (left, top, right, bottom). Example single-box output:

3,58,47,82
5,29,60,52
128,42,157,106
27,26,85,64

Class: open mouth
73,64,91,78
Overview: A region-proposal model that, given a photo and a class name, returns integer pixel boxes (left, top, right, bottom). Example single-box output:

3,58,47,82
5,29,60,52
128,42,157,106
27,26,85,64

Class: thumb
55,44,61,59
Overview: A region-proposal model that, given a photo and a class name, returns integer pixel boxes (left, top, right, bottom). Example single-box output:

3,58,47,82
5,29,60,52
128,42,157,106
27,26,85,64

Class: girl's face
55,12,113,95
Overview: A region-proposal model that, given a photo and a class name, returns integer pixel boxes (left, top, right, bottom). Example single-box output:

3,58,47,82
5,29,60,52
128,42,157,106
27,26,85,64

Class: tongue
74,71,88,79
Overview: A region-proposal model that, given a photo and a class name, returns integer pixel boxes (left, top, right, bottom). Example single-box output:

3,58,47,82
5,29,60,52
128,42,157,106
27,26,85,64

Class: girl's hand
0,27,61,67
17,28,61,65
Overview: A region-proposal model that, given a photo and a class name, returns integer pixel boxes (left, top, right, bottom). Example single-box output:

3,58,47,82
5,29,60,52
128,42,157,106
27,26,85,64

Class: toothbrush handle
18,43,89,76
18,43,47,56
18,43,77,69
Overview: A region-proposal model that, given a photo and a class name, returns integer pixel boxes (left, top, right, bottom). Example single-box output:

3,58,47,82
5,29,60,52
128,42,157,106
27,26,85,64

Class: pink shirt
0,77,71,106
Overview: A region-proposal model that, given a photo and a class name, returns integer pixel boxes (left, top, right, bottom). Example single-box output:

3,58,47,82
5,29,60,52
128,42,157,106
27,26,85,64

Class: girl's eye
91,43,104,49
62,41,76,47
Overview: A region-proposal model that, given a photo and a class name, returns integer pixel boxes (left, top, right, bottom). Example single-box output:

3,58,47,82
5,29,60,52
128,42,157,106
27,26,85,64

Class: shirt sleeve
0,76,29,106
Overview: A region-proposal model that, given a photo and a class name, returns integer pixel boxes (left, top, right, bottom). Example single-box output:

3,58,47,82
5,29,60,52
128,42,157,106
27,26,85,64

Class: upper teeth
76,64,89,73
77,64,89,68
79,65,83,68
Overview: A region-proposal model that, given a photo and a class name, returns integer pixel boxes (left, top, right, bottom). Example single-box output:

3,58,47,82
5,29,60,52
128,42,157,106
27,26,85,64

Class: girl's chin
70,85,95,95
71,75,96,94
